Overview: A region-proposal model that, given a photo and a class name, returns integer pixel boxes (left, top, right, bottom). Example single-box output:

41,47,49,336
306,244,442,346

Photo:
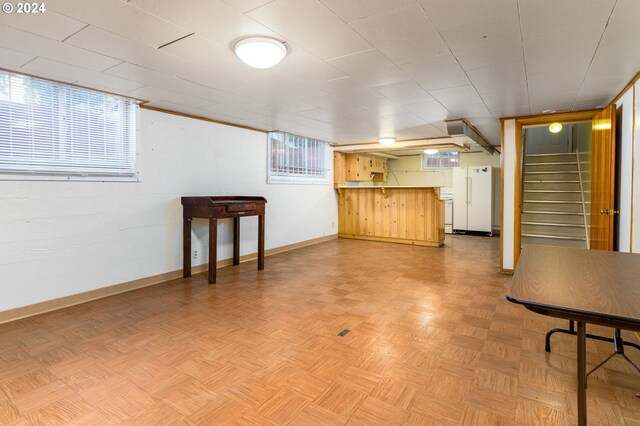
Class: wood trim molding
140,105,268,134
0,234,337,324
513,123,523,267
500,109,599,124
499,121,505,271
499,268,514,275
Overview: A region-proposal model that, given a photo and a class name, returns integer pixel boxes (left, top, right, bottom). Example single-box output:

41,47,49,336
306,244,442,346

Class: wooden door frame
501,110,599,269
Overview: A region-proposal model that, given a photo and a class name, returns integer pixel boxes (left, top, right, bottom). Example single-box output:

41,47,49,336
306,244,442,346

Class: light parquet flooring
1,235,640,425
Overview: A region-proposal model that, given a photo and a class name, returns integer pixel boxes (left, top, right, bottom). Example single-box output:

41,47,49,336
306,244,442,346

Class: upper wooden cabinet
334,152,387,186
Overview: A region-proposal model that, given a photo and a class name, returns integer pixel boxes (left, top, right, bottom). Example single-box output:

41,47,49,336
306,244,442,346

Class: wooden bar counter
337,186,444,247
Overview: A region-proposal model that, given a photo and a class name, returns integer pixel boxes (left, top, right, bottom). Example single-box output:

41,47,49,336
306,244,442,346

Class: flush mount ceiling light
378,137,396,146
234,37,287,69
424,148,438,155
548,122,563,133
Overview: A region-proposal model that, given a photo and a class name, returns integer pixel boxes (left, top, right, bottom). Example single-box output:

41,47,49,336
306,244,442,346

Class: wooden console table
181,196,266,284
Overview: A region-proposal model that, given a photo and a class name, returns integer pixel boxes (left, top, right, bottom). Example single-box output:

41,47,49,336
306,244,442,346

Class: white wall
0,109,338,311
386,155,453,187
501,120,516,270
634,81,640,253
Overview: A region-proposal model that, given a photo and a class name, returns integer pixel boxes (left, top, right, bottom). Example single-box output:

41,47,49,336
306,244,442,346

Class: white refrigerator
453,166,493,235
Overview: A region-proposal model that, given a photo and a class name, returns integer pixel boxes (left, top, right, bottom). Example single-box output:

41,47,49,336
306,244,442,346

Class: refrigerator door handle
468,176,472,205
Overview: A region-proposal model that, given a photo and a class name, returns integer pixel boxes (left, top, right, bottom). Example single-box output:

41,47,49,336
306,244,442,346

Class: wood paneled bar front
337,186,444,247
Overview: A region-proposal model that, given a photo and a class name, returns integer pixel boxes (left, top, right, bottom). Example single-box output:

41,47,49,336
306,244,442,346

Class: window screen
421,151,459,169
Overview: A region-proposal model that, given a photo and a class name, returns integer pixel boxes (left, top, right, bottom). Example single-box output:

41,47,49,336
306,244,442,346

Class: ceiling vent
446,119,495,155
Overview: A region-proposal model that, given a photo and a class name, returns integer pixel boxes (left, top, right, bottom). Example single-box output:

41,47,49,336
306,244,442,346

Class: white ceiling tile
419,0,518,32
0,10,86,41
466,60,526,95
176,66,268,99
0,24,121,71
251,106,303,122
400,123,448,138
440,15,523,70
361,98,409,117
0,46,35,68
106,62,232,103
399,54,470,91
221,0,276,13
315,77,384,105
380,112,427,129
21,58,144,92
49,0,190,48
131,0,278,46
524,25,603,76
519,0,615,39
573,96,610,111
577,73,630,101
200,104,268,121
249,92,317,113
319,0,414,22
402,100,449,123
328,49,410,87
528,71,583,98
446,103,492,120
64,26,189,76
529,90,576,113
247,0,371,60
373,80,434,105
429,85,482,108
274,43,346,84
349,2,447,64
597,0,640,46
129,86,213,108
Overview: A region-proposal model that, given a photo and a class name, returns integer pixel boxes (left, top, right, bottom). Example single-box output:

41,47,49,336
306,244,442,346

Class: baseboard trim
0,234,337,324
499,268,514,275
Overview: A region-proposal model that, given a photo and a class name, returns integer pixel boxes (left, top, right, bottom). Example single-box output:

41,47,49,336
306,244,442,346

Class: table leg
183,217,192,278
258,214,265,270
233,217,240,265
208,217,217,284
577,321,587,426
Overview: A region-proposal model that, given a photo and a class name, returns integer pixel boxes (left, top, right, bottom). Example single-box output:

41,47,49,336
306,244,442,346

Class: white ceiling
0,0,638,145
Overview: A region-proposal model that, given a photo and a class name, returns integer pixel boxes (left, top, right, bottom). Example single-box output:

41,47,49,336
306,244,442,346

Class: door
467,166,493,233
453,167,468,231
590,105,616,250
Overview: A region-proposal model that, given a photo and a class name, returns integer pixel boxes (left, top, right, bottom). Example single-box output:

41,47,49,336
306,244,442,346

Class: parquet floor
1,235,639,425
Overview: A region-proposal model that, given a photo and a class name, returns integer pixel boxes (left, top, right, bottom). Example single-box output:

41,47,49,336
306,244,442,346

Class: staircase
521,153,588,249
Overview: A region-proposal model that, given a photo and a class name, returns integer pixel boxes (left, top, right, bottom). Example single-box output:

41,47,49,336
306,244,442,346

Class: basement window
267,131,330,184
0,70,138,181
422,152,459,169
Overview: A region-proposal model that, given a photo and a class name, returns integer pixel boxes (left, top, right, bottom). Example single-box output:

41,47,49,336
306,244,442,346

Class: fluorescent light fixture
548,122,562,133
234,37,287,69
378,137,396,146
424,148,438,155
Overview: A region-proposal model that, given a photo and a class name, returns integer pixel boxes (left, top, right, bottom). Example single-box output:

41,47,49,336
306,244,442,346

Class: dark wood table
181,196,266,284
507,245,640,426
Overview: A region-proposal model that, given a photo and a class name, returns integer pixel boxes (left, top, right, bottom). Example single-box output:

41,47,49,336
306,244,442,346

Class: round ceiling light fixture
424,148,438,155
378,137,396,146
234,37,288,69
548,122,563,133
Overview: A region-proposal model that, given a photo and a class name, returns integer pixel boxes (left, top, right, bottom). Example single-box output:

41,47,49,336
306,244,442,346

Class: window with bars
0,70,138,180
421,151,459,169
267,132,330,184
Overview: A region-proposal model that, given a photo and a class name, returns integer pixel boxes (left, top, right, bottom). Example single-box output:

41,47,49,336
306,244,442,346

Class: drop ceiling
0,0,638,146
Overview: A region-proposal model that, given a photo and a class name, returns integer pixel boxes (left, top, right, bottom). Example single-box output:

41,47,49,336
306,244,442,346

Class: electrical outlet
193,250,198,259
